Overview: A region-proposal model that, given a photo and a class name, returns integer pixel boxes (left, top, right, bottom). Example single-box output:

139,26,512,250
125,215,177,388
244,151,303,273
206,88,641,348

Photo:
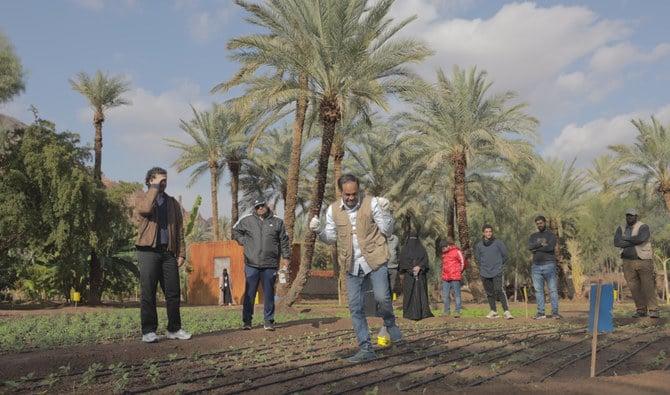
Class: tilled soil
1,306,669,394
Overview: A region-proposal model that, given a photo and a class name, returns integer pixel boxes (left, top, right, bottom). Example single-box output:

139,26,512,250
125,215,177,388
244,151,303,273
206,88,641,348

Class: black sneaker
552,313,563,320
346,349,377,363
263,322,275,331
631,311,647,318
534,313,547,320
243,323,252,330
649,310,660,319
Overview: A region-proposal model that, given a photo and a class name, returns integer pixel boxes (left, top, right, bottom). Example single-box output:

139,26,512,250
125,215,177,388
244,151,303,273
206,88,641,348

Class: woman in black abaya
398,231,434,321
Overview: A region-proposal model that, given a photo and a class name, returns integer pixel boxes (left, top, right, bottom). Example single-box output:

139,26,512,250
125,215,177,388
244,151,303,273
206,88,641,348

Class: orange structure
188,241,246,305
187,241,304,305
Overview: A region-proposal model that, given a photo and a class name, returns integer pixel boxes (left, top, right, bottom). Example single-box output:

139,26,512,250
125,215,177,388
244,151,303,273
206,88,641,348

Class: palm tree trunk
88,250,103,305
283,73,309,246
281,99,339,308
549,218,575,299
332,135,344,200
93,108,104,182
89,108,105,305
662,187,670,215
277,75,308,299
452,151,484,301
209,163,221,241
331,135,346,305
448,194,456,240
229,161,240,229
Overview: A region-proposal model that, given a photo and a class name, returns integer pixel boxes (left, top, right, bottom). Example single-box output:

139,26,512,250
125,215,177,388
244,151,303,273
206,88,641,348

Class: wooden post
514,270,518,302
590,279,603,378
523,286,528,319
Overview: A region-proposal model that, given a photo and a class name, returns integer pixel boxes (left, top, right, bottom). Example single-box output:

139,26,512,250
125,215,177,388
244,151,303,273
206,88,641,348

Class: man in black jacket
528,215,561,320
233,198,290,330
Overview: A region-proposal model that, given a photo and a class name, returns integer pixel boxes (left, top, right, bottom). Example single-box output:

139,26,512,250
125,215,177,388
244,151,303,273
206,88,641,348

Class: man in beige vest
309,174,402,362
614,208,658,318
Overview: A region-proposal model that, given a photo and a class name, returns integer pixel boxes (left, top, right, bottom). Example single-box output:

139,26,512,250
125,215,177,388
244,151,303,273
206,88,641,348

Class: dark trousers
242,265,277,324
481,274,509,312
137,249,181,334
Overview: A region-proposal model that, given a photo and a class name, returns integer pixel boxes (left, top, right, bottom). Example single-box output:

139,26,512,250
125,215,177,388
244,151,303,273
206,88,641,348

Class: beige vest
623,221,653,260
331,195,389,273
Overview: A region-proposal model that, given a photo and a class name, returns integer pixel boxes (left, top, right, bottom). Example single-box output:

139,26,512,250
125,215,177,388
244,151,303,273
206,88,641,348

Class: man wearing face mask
528,215,561,320
135,167,191,343
233,198,290,331
309,174,401,362
614,208,658,318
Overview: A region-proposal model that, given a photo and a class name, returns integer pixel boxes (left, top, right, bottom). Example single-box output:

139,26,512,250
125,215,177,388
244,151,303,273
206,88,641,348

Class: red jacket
441,245,467,281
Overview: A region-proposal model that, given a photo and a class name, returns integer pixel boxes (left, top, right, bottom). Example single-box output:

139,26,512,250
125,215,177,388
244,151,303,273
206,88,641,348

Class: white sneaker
142,332,159,343
504,310,514,320
166,329,192,340
486,311,499,319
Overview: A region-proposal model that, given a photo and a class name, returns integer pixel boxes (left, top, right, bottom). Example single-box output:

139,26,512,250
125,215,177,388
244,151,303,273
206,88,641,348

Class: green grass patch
0,307,314,353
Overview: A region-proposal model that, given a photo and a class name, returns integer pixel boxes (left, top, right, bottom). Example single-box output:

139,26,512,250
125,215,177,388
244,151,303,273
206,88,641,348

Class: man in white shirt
310,174,402,362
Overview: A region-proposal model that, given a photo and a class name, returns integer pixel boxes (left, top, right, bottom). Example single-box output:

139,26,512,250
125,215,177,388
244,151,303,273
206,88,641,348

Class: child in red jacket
441,237,467,317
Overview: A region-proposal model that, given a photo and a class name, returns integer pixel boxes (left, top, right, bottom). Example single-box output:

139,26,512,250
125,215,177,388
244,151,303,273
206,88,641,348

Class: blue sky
1,0,669,219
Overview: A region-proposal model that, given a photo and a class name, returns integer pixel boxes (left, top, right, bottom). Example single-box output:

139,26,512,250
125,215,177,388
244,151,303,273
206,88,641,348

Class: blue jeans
442,280,462,313
532,263,559,315
242,265,277,324
346,265,398,350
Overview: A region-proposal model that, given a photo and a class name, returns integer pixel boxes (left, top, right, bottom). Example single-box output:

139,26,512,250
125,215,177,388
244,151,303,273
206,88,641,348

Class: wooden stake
523,286,528,319
590,279,603,378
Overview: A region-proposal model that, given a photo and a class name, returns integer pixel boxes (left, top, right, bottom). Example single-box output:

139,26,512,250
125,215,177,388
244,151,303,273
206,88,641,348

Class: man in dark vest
134,167,191,343
309,174,402,362
614,208,659,318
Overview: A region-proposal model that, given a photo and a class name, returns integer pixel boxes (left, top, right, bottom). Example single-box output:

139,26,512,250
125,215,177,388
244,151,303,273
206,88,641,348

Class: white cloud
402,2,629,92
589,42,670,73
77,80,210,160
187,6,233,43
70,0,137,11
545,103,670,166
388,1,670,122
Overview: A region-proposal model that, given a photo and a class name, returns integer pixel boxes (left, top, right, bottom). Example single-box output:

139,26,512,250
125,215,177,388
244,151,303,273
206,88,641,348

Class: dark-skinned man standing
614,208,659,318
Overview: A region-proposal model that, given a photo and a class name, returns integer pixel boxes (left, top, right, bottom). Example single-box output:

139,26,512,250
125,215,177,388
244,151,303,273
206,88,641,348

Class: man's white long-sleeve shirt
318,196,394,275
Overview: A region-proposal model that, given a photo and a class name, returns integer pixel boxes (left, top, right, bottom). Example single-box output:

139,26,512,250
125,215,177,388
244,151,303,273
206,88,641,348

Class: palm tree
610,116,670,213
215,0,314,246
274,0,431,306
165,105,229,240
399,66,538,300
527,158,589,298
587,154,623,194
241,126,311,212
70,70,130,305
167,105,253,237
69,71,131,182
0,31,25,104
